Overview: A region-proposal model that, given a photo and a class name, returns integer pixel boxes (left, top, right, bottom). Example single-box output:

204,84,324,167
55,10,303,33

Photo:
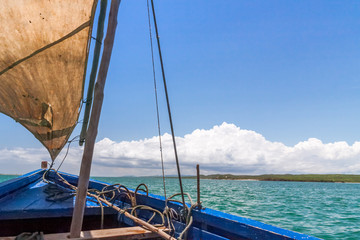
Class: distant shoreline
2,173,360,183
179,174,360,183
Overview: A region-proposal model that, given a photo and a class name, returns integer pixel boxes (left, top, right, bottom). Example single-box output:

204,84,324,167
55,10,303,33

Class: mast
69,0,121,237
79,0,108,146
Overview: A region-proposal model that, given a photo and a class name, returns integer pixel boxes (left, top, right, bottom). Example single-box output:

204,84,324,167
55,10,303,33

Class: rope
146,0,167,199
42,171,196,240
88,189,105,229
42,134,79,183
56,135,80,172
91,36,103,44
43,171,151,228
130,205,165,227
42,129,79,176
163,193,199,240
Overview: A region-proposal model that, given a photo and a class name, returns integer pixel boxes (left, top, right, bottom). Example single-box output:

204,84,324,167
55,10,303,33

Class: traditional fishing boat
0,0,321,239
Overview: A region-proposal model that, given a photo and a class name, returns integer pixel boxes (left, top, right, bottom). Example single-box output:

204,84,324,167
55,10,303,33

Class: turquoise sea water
1,175,359,239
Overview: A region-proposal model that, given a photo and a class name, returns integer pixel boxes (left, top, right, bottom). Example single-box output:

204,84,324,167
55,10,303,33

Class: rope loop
130,205,165,227
135,183,149,196
163,192,200,240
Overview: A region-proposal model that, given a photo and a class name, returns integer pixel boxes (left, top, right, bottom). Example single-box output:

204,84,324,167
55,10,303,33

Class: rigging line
56,135,80,172
91,36,103,44
146,0,167,199
150,0,186,210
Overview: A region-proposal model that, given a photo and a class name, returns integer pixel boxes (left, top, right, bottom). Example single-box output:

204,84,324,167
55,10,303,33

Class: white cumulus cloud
1,122,360,176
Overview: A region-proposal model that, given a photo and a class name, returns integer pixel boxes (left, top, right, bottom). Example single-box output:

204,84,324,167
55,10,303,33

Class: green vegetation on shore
182,174,360,183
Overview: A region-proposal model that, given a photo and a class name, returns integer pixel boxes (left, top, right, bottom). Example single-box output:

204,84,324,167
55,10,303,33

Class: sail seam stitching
0,21,91,76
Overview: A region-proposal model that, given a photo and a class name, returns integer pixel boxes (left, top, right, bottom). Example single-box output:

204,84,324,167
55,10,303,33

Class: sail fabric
0,0,97,160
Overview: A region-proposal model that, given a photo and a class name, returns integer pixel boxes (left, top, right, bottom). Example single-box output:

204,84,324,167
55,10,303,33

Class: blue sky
1,1,360,175
100,0,360,146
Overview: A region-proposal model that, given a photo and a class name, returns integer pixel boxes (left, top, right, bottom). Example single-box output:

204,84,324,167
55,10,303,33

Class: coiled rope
164,193,199,240
42,170,198,240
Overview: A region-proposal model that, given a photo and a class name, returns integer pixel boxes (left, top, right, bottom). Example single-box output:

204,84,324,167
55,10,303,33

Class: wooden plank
1,227,168,240
69,0,121,237
47,226,168,240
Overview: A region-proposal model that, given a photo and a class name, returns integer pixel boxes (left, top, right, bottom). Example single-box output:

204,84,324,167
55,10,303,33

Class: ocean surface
1,175,359,240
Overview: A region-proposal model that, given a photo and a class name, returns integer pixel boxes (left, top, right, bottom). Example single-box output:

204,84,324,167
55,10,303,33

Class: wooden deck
1,226,168,240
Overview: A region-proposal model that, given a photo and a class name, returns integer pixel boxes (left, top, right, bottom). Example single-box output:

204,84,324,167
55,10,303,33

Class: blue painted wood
0,170,116,220
191,208,321,240
172,221,231,240
120,214,230,240
0,169,44,199
120,192,321,239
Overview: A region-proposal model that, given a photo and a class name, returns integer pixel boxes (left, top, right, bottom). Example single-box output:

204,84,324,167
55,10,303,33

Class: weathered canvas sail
0,0,97,160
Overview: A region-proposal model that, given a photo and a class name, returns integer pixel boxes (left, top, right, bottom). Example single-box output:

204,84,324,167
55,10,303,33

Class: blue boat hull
0,170,321,239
